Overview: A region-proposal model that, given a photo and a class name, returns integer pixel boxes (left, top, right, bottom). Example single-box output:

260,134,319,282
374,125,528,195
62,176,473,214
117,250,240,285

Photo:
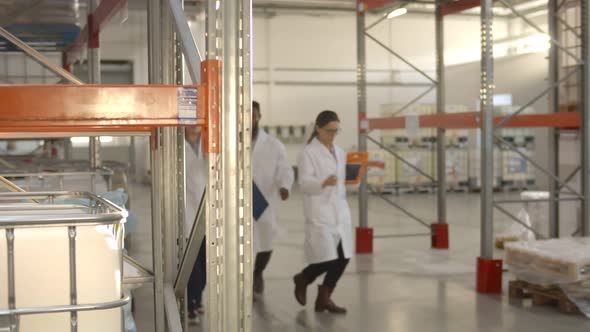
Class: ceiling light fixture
387,7,407,19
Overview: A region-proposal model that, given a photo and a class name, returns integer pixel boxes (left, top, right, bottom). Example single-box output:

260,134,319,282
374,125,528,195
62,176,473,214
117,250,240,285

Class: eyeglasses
321,128,340,135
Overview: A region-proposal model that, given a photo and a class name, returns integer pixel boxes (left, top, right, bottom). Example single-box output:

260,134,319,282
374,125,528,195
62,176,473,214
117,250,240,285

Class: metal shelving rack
356,0,454,252
356,0,590,294
0,1,253,332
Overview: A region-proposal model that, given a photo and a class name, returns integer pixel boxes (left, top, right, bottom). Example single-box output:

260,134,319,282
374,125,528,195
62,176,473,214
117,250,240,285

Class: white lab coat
185,139,207,236
252,130,294,254
298,138,353,264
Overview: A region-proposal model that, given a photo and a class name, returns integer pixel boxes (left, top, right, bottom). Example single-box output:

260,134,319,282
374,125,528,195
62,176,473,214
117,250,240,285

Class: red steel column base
431,223,449,249
476,257,503,294
356,227,373,254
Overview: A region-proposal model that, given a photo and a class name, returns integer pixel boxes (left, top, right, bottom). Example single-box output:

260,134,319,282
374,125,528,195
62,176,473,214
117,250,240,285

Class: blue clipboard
252,181,269,221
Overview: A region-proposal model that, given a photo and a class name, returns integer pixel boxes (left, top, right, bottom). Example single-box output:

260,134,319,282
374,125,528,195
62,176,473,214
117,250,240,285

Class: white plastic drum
0,208,122,332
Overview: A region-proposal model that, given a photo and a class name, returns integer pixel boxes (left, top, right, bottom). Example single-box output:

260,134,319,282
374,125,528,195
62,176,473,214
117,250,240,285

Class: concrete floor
126,183,590,332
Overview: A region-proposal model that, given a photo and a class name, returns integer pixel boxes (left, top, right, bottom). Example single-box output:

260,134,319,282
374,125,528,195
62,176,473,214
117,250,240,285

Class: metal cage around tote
0,191,130,332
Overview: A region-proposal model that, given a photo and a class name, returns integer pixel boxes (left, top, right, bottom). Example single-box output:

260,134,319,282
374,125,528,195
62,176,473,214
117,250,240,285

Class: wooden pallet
469,187,504,193
508,280,582,315
446,185,469,193
495,236,520,250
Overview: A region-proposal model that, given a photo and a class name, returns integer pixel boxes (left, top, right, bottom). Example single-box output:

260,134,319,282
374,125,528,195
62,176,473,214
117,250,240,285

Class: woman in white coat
293,110,352,314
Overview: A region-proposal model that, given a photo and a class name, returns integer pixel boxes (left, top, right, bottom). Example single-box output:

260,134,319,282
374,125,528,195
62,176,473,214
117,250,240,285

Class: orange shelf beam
360,0,399,11
368,112,580,130
0,85,202,132
360,0,481,14
440,0,481,16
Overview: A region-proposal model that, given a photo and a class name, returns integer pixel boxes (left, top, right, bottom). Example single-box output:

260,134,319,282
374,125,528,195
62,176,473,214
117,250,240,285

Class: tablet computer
346,164,362,182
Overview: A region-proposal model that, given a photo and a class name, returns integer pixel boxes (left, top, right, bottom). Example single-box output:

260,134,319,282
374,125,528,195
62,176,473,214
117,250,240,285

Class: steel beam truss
357,0,446,240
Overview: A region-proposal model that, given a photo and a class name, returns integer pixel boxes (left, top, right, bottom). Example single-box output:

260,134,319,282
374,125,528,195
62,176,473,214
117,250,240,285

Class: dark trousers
254,250,273,276
187,239,206,312
301,241,349,289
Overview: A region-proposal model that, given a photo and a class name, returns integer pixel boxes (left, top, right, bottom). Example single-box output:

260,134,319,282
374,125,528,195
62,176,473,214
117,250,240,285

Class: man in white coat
252,101,294,295
185,127,207,323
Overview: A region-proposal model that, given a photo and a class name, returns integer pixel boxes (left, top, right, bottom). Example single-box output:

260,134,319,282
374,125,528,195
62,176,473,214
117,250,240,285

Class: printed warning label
177,87,198,121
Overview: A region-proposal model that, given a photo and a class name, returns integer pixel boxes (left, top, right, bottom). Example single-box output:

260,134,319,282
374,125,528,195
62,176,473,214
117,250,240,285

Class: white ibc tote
0,192,127,332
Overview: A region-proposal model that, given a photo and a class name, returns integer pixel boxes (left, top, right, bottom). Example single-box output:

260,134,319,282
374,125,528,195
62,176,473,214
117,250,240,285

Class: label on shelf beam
360,119,369,132
177,87,198,123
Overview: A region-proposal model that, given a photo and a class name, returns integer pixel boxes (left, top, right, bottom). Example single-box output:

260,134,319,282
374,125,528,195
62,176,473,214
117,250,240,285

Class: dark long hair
307,110,340,144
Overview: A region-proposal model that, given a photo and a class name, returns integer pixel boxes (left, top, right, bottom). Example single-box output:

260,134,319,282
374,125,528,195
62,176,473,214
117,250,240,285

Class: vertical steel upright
548,0,560,238
480,0,494,262
88,0,101,189
206,0,253,330
205,0,223,329
173,1,188,329
160,5,186,331
432,0,449,249
147,0,166,331
149,137,165,332
150,0,189,329
161,0,182,286
222,0,240,330
240,0,254,329
581,0,590,236
476,0,503,294
356,0,373,254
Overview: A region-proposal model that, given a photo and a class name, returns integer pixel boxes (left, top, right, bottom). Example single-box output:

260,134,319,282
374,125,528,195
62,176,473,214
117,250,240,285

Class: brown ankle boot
314,285,347,314
293,273,309,306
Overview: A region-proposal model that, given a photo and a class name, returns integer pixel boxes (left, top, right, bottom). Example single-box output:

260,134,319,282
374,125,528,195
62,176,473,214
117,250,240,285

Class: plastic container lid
520,191,549,200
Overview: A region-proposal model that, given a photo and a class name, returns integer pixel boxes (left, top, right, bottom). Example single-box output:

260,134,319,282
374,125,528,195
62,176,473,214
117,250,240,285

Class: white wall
100,10,150,84
446,52,552,188
0,52,62,84
446,51,548,113
248,12,510,158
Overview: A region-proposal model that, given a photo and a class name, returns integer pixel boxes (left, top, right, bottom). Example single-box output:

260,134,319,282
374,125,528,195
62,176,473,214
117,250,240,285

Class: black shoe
188,310,200,325
253,273,264,294
188,311,196,319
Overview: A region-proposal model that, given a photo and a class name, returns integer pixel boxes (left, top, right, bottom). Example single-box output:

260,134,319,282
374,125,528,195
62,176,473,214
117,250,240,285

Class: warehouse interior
1,0,590,331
